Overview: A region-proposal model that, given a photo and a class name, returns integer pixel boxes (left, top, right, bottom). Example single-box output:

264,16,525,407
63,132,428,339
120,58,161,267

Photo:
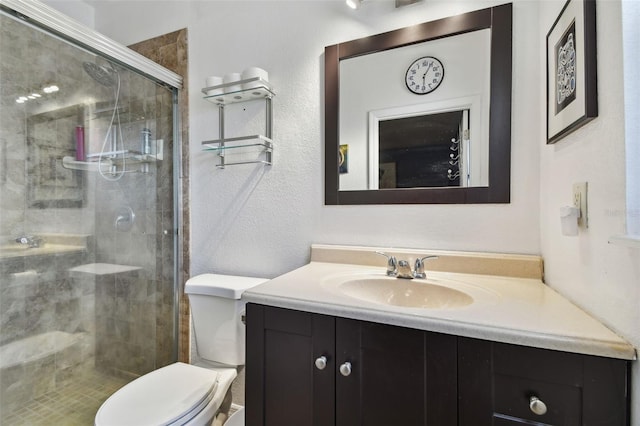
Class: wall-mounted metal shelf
202,77,274,105
201,78,274,168
202,135,273,167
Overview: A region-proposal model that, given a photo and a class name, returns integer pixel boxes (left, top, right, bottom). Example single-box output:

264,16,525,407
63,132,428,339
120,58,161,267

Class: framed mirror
325,3,512,204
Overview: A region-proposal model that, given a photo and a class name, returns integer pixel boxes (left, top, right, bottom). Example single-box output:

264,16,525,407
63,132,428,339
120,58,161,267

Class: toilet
95,274,268,426
225,408,245,426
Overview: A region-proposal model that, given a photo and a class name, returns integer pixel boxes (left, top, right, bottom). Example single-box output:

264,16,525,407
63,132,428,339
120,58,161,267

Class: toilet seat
95,362,237,426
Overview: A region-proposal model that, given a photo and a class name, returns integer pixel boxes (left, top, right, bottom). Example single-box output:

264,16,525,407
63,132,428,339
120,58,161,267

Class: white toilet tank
185,274,268,366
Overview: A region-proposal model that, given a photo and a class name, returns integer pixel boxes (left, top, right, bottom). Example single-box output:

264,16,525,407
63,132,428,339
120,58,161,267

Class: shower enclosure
0,1,182,424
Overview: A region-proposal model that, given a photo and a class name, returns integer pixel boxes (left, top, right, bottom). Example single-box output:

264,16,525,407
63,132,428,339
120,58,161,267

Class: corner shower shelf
62,150,158,172
201,78,274,168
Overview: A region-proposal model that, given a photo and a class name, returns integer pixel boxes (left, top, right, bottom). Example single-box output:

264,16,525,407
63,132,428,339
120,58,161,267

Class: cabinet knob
529,396,547,416
339,362,352,377
315,356,327,370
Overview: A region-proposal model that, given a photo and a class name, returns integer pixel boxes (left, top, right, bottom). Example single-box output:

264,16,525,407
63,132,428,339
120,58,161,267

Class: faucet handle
375,251,398,276
14,235,42,248
414,256,438,279
15,236,30,244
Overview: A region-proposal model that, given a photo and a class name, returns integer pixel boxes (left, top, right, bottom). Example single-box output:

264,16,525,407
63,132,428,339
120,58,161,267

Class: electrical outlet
573,182,588,228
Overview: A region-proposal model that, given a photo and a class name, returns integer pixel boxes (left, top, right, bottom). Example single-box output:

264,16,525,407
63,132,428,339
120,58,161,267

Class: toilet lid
95,362,219,426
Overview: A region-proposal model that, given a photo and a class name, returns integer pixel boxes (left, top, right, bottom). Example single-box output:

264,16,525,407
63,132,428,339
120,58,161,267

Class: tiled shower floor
1,369,129,425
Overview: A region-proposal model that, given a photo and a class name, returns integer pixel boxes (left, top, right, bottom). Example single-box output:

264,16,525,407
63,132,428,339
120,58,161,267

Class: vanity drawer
493,374,581,425
458,337,630,426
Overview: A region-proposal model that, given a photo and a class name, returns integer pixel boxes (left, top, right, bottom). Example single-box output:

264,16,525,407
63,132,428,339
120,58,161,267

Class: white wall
42,0,94,28
538,0,640,421
90,0,540,280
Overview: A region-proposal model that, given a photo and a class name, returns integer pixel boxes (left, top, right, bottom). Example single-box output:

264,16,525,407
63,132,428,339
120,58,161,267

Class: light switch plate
573,182,588,228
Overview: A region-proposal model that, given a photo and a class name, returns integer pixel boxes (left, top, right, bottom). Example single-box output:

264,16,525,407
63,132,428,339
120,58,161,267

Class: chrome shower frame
0,0,184,362
0,0,181,88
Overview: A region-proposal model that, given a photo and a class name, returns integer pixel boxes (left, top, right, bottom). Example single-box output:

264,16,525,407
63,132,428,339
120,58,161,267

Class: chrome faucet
375,251,398,276
14,235,42,248
413,256,438,279
376,252,438,279
396,260,414,279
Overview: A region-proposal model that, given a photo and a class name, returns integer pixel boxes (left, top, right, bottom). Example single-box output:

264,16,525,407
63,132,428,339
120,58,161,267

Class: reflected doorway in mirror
365,97,486,190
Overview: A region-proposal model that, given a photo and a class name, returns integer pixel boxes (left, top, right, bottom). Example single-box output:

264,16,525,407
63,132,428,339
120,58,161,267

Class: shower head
83,61,117,87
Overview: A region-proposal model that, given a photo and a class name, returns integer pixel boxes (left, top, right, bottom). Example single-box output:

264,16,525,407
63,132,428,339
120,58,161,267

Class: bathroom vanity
243,245,634,426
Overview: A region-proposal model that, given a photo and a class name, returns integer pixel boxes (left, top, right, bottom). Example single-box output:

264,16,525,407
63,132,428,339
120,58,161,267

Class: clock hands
421,62,433,89
422,62,433,79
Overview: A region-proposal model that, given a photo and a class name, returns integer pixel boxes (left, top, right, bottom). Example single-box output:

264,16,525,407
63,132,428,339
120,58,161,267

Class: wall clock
405,56,444,95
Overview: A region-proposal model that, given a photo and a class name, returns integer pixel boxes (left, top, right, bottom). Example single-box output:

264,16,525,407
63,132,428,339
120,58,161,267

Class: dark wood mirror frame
324,3,512,205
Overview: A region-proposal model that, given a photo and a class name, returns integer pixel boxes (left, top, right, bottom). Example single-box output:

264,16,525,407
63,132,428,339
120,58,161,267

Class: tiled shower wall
129,28,190,364
0,250,94,415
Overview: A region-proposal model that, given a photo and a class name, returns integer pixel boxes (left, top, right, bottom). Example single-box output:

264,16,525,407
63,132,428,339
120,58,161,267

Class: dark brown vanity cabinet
246,304,630,426
458,338,630,426
245,304,457,426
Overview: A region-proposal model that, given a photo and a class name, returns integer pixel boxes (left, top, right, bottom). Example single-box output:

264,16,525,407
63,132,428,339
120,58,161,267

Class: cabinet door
458,337,630,426
335,318,457,426
246,304,335,426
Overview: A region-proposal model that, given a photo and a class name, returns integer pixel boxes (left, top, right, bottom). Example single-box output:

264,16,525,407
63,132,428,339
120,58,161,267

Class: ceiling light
346,0,363,9
31,93,42,98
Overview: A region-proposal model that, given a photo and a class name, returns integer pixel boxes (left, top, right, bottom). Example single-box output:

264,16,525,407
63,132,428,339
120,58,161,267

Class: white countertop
243,260,636,360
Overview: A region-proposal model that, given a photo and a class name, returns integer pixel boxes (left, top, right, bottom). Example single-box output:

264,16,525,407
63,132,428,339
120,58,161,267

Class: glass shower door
0,9,178,424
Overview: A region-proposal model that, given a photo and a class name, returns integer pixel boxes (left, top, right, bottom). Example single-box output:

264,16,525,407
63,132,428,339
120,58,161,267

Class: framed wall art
546,0,598,144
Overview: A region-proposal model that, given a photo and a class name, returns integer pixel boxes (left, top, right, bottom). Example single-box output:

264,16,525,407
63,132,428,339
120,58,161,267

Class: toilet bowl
95,274,268,426
225,407,245,426
95,363,236,426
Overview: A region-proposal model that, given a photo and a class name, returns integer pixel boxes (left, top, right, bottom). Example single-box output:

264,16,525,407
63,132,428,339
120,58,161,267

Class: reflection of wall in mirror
338,29,491,191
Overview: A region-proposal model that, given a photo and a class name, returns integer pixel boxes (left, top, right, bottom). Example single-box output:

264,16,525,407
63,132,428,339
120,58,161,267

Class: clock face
405,56,444,95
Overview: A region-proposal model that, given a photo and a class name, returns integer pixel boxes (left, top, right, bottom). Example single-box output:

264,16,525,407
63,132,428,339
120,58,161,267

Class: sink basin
337,277,474,309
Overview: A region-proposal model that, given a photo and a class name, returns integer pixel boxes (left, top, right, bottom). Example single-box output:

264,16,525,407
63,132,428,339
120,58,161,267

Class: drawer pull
339,362,352,377
529,396,548,415
315,356,327,370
